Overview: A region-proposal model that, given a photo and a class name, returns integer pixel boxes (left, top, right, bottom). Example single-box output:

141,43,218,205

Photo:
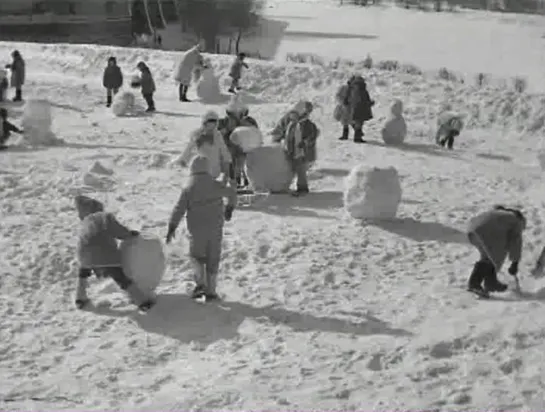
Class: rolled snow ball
120,233,166,295
230,126,263,153
112,91,135,117
130,73,141,88
196,66,221,102
245,145,294,192
343,165,402,220
21,99,54,145
382,116,407,145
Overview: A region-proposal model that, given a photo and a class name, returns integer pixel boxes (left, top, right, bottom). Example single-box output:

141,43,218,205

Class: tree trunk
235,29,242,54
202,30,217,52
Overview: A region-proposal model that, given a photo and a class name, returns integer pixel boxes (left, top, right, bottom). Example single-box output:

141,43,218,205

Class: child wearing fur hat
228,53,248,94
166,156,237,300
178,110,232,183
136,62,156,112
102,56,123,108
466,205,526,298
0,108,22,148
272,101,320,196
74,195,156,311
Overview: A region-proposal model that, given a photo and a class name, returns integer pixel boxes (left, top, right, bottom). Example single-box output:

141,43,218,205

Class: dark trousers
14,88,22,101
439,129,459,149
79,267,133,290
292,158,309,191
143,93,155,110
106,88,119,106
179,83,189,101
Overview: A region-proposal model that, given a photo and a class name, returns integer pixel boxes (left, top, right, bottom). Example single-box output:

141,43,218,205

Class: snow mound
90,161,114,176
344,165,402,220
230,126,263,153
120,233,166,295
196,66,222,103
112,91,136,117
382,99,407,145
245,145,294,193
21,99,63,146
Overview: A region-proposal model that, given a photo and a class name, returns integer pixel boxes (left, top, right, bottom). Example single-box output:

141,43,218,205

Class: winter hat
75,195,104,220
289,101,307,115
189,155,211,176
108,56,117,64
202,110,219,124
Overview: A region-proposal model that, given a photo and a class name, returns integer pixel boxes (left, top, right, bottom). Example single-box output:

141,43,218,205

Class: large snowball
21,99,60,146
196,67,221,103
344,165,402,219
230,126,263,153
382,117,407,145
245,145,294,192
112,91,136,117
120,233,166,295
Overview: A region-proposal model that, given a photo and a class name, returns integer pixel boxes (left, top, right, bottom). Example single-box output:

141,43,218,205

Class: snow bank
344,165,402,220
245,145,294,192
112,91,136,117
120,233,166,295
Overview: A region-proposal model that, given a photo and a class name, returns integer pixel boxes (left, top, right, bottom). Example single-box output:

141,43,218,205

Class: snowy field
3,3,545,412
266,0,545,91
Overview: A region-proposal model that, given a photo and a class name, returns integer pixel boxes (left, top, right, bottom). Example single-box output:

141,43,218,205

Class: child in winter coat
436,112,463,150
466,205,526,297
178,110,232,182
344,75,374,143
166,156,237,300
0,69,8,102
272,101,320,196
5,50,25,102
334,80,351,140
74,195,156,311
228,53,248,94
136,62,156,112
103,56,123,108
0,108,23,148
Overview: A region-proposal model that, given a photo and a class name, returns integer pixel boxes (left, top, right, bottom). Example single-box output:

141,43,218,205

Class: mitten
508,261,519,276
166,224,176,244
130,230,140,237
224,205,234,222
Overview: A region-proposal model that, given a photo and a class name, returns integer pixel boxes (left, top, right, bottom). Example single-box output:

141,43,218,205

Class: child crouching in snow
466,205,526,297
74,195,156,311
272,101,320,196
166,156,237,300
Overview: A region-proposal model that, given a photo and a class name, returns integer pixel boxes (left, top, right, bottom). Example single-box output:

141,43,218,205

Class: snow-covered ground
3,4,545,411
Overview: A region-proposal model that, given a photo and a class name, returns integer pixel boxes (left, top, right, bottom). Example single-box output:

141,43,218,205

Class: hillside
1,41,545,412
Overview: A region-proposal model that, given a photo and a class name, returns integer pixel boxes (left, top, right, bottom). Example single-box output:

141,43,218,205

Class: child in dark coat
0,69,8,102
166,156,237,300
272,101,320,196
136,61,156,112
5,50,25,102
103,56,123,108
228,53,248,94
0,108,23,148
467,205,526,297
74,195,156,311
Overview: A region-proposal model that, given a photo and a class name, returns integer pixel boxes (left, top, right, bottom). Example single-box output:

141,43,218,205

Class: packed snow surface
3,4,545,411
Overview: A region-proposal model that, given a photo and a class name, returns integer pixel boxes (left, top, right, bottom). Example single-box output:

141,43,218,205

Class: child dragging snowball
166,156,237,300
466,205,526,298
74,195,156,311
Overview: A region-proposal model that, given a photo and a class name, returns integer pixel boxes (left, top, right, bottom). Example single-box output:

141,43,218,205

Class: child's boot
181,85,190,102
482,262,507,293
191,258,207,299
13,89,22,102
353,128,366,143
339,126,349,141
106,94,112,108
467,261,488,297
75,277,90,309
126,283,156,312
205,271,219,301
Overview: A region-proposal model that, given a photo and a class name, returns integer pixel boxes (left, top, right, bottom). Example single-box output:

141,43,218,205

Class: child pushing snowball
74,195,156,312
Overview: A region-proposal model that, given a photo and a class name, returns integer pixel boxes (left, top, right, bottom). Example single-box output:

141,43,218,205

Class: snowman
195,58,221,103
